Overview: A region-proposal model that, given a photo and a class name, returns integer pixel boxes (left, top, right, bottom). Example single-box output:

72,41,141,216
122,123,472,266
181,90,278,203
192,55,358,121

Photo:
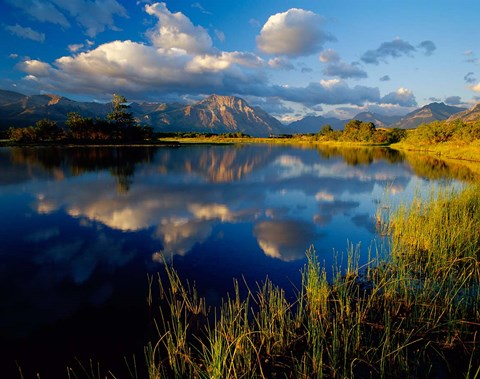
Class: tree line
7,94,153,143
402,118,480,145
320,120,407,144
285,120,407,144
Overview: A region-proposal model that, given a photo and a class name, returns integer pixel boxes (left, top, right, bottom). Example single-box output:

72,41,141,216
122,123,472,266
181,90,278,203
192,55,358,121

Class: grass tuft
146,184,480,378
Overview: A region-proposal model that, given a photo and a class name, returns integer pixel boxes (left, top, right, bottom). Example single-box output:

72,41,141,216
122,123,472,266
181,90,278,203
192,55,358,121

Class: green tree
35,119,63,141
67,112,92,140
320,124,333,135
8,119,63,142
357,121,376,141
387,128,407,143
342,120,376,142
106,94,154,141
107,94,134,128
8,126,36,142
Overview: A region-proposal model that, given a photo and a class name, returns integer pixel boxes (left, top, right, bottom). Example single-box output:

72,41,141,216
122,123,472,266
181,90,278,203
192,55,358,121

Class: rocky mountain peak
46,94,62,106
151,94,283,136
447,102,480,122
390,102,465,129
352,111,402,128
200,94,248,111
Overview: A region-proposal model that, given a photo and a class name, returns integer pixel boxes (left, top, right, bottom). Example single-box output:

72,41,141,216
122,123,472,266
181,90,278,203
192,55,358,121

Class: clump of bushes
8,118,65,142
8,94,153,143
311,120,406,145
403,119,480,146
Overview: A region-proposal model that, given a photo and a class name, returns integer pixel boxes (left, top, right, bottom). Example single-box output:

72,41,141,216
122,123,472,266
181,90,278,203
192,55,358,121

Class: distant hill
150,94,284,137
286,115,345,134
390,102,465,129
0,89,25,105
1,89,473,136
0,89,109,129
287,103,466,132
0,90,283,137
447,102,480,123
353,112,402,128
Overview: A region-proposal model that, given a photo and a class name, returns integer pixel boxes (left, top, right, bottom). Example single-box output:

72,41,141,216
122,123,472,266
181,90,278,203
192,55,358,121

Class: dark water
0,145,475,378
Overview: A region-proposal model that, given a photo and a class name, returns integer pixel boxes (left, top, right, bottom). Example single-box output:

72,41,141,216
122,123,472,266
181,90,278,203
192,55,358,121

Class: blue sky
1,0,479,121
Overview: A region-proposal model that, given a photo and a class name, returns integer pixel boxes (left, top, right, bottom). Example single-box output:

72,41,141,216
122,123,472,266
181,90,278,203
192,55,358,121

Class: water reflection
5,146,157,192
0,144,479,377
403,152,479,181
2,145,479,263
253,220,318,261
316,145,404,165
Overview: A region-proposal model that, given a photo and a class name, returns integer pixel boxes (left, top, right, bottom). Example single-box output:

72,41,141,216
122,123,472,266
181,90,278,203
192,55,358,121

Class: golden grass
147,182,480,378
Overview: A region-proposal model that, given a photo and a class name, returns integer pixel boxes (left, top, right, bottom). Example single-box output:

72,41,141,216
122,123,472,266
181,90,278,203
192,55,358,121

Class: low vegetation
401,119,480,145
153,121,407,147
7,94,153,143
155,131,252,139
316,120,406,144
143,184,480,379
392,118,480,161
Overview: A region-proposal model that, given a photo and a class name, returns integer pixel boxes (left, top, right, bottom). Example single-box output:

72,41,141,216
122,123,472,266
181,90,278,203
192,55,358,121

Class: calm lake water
0,144,476,377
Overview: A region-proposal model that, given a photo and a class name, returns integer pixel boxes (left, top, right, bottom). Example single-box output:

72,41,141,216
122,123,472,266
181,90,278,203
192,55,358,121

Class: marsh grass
146,184,480,378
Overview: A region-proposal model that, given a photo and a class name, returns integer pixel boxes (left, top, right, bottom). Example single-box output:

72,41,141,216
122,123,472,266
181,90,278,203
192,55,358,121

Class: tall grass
146,184,480,378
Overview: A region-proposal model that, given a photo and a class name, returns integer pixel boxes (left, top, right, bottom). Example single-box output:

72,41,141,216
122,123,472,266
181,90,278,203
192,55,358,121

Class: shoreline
2,136,480,165
390,140,480,163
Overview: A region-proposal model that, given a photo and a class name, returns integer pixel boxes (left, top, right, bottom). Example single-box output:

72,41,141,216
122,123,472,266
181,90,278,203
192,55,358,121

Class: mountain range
285,115,346,133
0,89,474,136
389,102,466,129
0,89,108,129
447,103,480,123
145,94,284,137
352,112,403,128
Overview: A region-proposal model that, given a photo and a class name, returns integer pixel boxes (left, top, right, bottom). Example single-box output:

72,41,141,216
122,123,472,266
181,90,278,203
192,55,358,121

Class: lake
0,144,475,378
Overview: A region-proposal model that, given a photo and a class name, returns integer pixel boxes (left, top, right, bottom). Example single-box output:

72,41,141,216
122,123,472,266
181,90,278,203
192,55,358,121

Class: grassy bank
392,139,480,162
155,135,390,147
400,150,480,182
390,119,480,162
146,185,480,378
158,133,480,164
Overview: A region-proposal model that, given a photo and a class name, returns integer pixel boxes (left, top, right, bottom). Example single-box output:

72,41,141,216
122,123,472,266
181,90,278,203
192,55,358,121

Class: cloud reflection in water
0,144,474,359
19,145,418,266
254,220,318,261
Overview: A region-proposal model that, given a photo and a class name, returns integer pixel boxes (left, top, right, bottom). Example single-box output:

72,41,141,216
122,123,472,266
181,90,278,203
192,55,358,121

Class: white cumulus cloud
381,87,417,107
13,2,389,111
145,2,213,54
257,8,334,57
17,30,267,99
17,59,53,76
68,43,84,52
268,57,294,70
186,51,264,73
319,48,340,63
471,83,480,92
272,80,380,106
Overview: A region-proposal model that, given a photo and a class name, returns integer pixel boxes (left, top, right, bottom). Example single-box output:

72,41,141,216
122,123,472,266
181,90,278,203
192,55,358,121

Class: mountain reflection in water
0,144,477,378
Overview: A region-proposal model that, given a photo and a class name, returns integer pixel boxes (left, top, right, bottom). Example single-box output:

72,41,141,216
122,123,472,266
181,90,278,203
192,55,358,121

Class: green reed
145,184,480,378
